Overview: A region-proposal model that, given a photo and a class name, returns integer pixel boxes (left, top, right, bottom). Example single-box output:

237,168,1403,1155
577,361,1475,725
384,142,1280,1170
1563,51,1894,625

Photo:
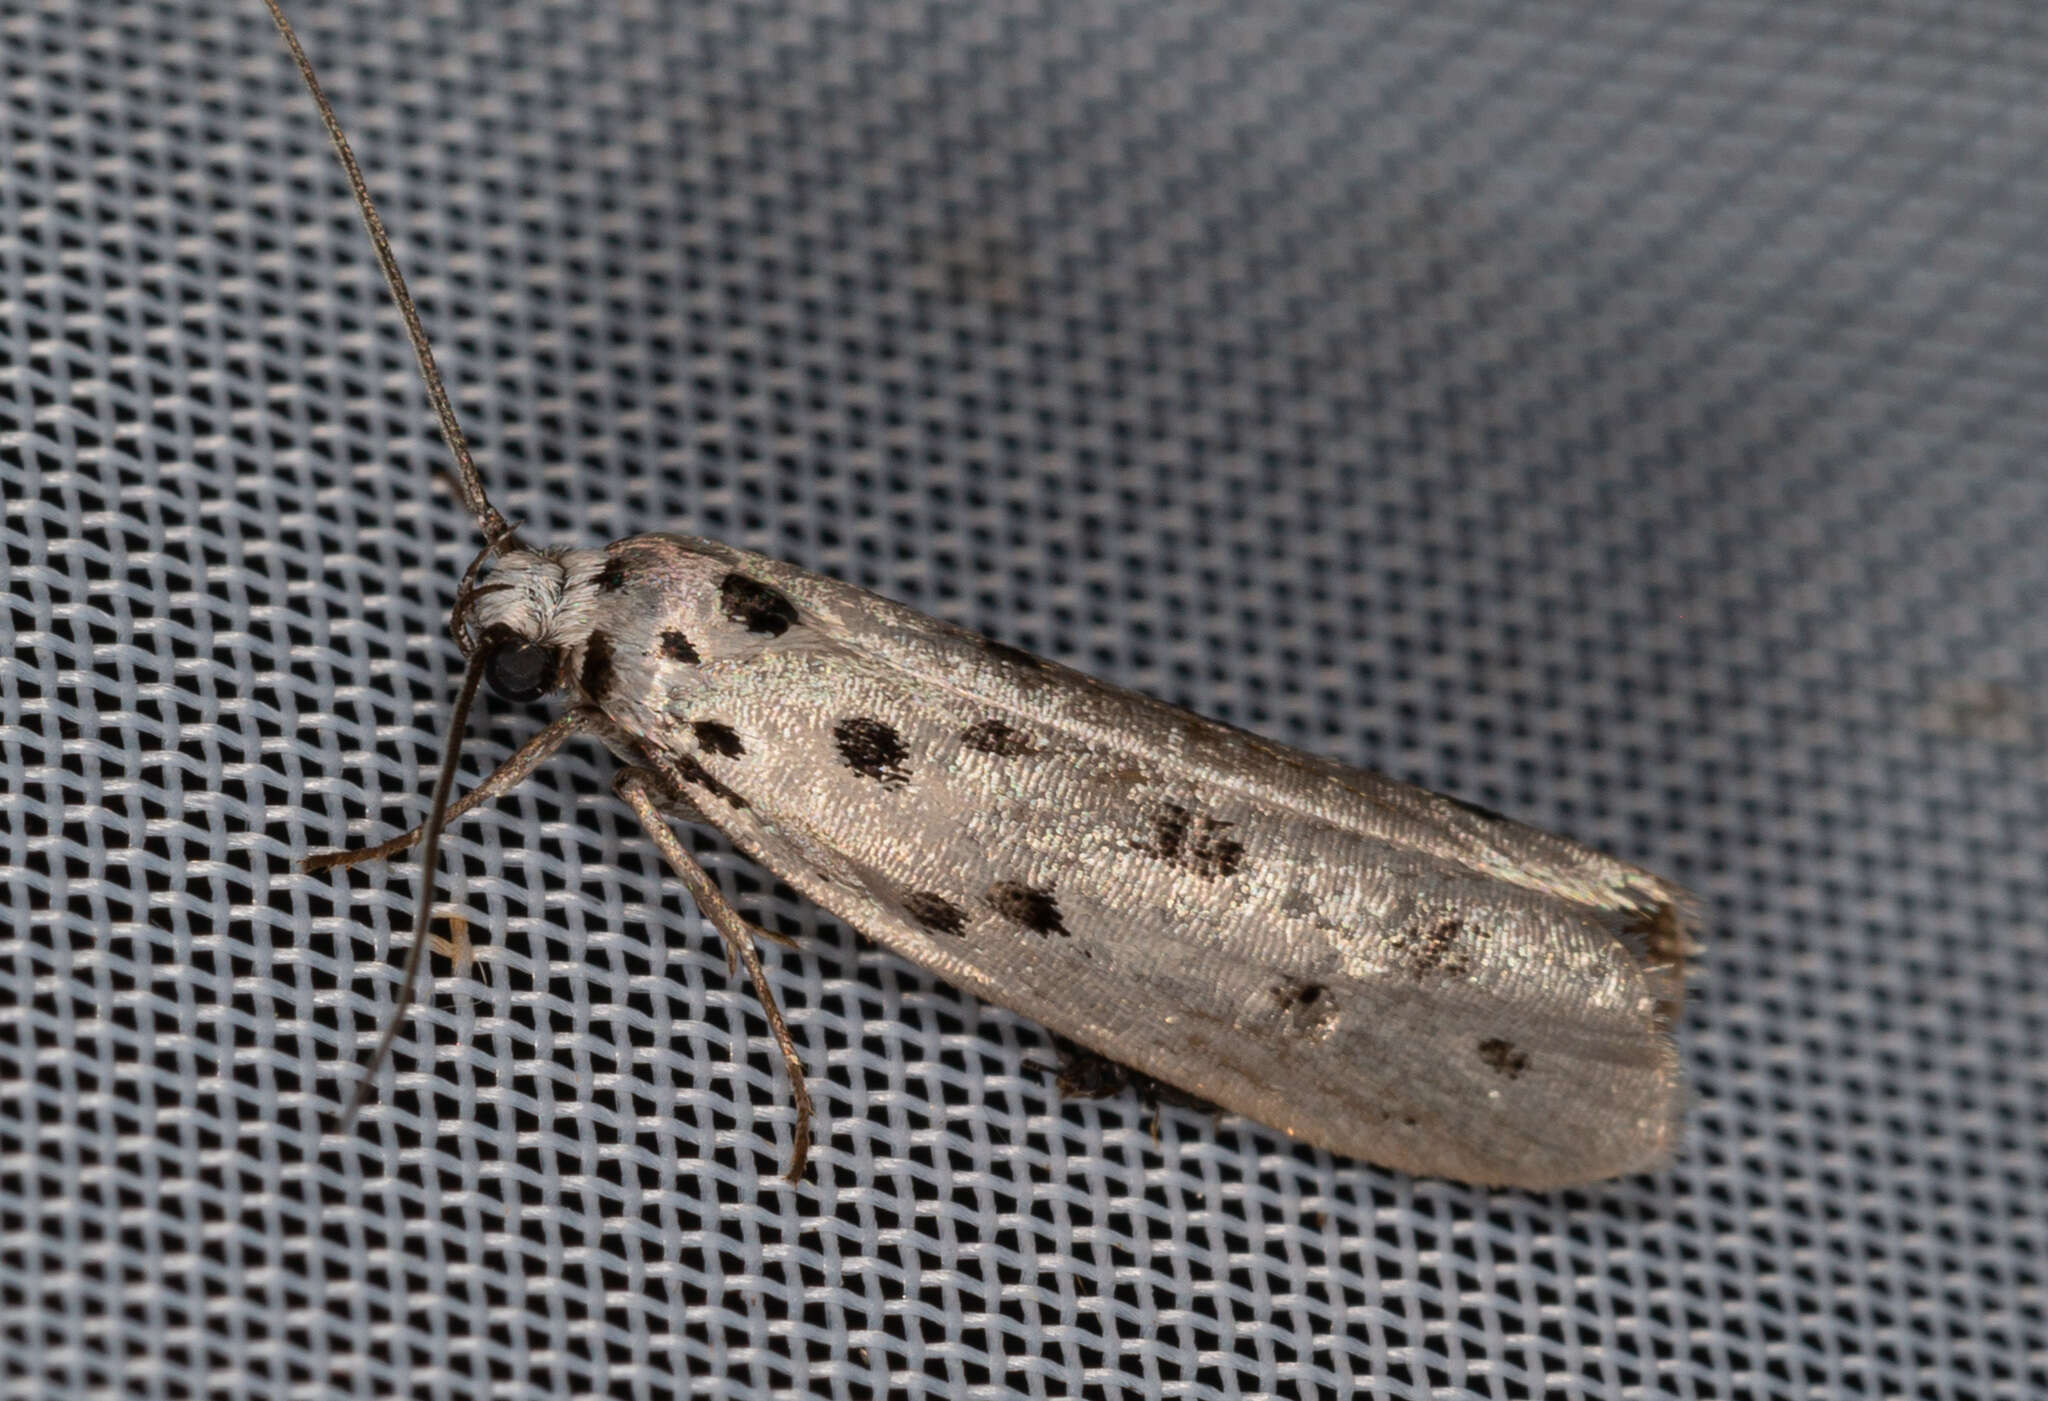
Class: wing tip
1614,878,1701,1032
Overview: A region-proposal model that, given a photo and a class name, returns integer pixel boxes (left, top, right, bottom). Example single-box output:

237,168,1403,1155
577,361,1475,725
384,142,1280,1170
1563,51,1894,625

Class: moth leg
301,710,587,873
598,757,801,957
613,766,815,1185
734,924,800,952
607,769,742,972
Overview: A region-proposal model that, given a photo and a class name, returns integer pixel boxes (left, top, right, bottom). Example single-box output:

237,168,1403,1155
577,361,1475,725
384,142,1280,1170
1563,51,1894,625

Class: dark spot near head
668,754,748,810
960,718,1038,757
833,716,911,787
987,880,1067,936
719,572,799,637
1390,917,1482,982
903,891,967,937
579,632,616,701
595,561,630,593
1132,802,1244,878
693,720,745,758
1448,795,1508,824
981,636,1045,672
1478,1038,1529,1079
1296,983,1322,1006
659,629,701,664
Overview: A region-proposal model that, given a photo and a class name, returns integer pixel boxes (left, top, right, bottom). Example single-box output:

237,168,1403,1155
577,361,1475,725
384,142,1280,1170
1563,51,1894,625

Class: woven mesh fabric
6,0,2046,1395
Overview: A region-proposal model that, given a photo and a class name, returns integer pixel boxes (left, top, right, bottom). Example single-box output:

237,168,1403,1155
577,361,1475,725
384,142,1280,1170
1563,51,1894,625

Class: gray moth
268,1,1695,1190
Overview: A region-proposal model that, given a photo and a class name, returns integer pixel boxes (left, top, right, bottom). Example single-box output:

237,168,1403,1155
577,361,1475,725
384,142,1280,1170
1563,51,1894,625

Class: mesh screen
6,0,2047,1396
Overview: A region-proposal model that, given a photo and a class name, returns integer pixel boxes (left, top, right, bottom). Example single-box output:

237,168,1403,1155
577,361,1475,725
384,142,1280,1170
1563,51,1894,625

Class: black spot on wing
903,891,967,937
987,880,1067,936
959,718,1038,757
1390,917,1483,982
669,754,748,810
659,629,701,664
1271,981,1338,1040
1477,1038,1529,1079
1142,804,1190,861
1200,834,1246,878
833,716,911,787
693,720,745,758
719,572,799,636
595,560,630,593
1132,802,1244,878
579,632,616,701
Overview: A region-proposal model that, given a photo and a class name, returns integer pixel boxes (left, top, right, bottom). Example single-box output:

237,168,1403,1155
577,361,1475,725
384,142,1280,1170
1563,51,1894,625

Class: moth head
456,546,610,701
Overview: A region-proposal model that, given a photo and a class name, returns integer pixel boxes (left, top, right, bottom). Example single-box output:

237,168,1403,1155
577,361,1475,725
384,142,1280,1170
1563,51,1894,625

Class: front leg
612,766,816,1184
302,710,589,873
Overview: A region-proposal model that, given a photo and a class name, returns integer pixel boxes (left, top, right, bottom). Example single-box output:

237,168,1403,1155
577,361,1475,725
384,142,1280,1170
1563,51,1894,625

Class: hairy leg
613,766,815,1184
302,710,587,873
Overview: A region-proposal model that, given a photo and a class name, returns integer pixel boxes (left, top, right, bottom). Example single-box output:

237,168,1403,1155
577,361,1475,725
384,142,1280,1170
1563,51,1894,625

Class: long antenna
263,1,517,1125
262,0,510,545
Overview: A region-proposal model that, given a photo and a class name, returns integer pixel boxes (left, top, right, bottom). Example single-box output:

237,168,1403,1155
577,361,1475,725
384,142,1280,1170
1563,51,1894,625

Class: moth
267,1,1695,1190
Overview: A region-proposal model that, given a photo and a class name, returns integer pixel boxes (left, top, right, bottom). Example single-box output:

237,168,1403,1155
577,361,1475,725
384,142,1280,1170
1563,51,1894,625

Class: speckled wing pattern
570,533,1693,1189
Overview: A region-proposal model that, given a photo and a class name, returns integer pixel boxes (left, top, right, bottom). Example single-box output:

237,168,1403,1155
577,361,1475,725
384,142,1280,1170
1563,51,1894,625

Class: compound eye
484,639,559,703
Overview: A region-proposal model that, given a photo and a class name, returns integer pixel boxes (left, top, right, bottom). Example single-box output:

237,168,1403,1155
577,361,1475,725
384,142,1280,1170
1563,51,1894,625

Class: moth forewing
268,0,1694,1187
505,534,1693,1188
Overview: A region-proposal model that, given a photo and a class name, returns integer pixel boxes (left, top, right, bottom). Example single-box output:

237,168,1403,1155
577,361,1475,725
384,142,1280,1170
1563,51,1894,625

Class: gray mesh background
5,0,2045,1395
